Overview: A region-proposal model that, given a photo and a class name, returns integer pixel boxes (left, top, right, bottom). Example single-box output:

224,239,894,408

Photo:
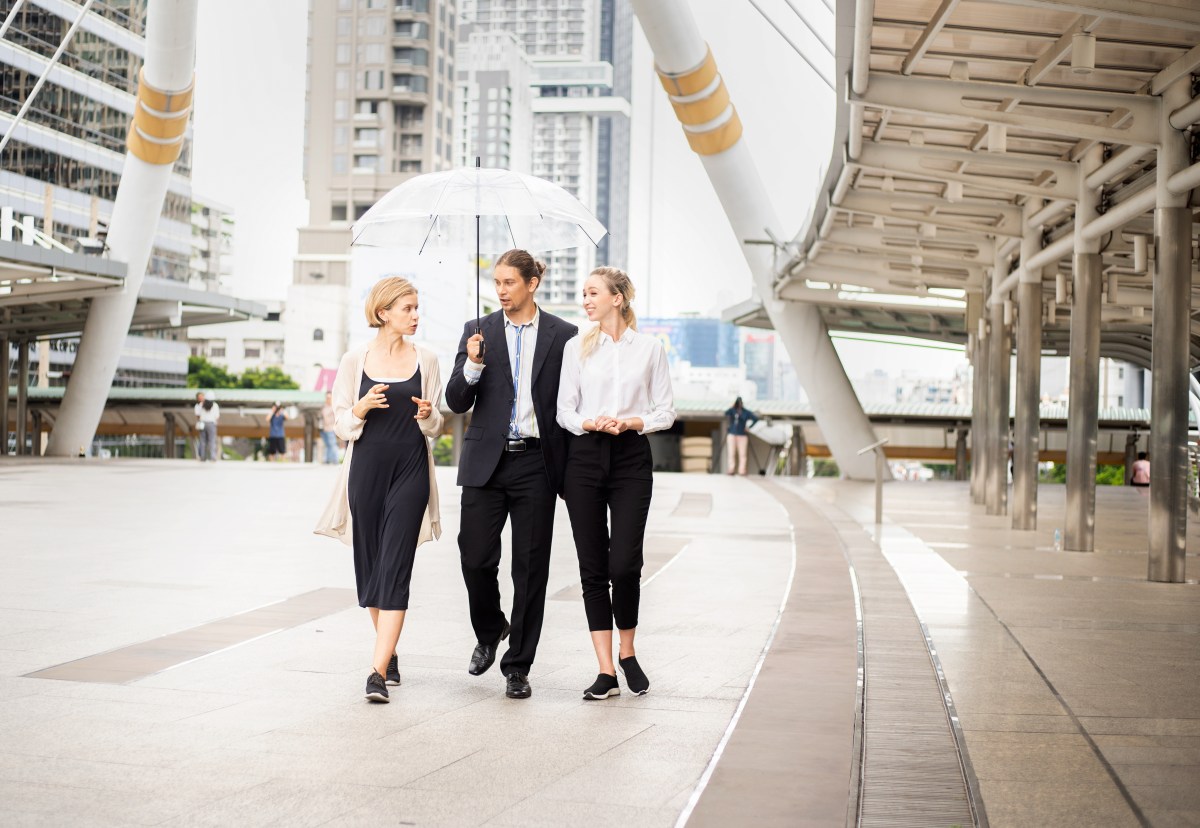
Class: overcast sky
192,1,834,311
190,1,965,379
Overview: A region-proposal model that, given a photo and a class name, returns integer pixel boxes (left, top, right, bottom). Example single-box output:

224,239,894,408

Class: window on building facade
400,160,422,172
244,346,261,359
393,74,428,93
332,154,348,174
210,346,226,358
361,70,385,90
360,44,386,64
336,44,351,64
313,329,325,341
331,204,348,221
354,154,379,171
394,47,429,65
336,70,349,90
394,20,428,38
337,16,351,35
334,100,350,119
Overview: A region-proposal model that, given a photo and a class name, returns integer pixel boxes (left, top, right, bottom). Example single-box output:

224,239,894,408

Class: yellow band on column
670,81,731,127
684,112,744,156
657,48,717,98
126,69,195,165
657,46,742,156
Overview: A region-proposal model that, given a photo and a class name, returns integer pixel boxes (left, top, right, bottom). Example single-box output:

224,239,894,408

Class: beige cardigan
313,342,443,547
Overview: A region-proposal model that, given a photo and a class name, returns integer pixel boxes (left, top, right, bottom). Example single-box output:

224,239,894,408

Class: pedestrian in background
558,266,675,701
724,397,758,476
314,276,442,703
1131,451,1150,487
193,391,220,462
266,402,288,461
320,391,339,464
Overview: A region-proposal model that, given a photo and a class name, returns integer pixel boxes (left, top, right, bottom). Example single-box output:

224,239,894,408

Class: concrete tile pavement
0,459,795,826
802,477,1200,828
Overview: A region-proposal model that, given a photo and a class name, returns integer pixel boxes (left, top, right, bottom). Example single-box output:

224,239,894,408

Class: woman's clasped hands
586,415,630,435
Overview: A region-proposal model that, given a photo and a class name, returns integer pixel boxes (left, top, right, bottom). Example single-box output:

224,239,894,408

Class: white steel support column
632,0,883,479
1065,146,1105,552
46,0,199,457
970,288,988,504
15,340,29,456
0,337,8,456
1149,78,1191,583
1013,199,1045,530
985,260,1011,517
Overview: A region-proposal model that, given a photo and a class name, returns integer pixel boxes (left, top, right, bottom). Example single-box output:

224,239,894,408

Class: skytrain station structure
3,0,1200,826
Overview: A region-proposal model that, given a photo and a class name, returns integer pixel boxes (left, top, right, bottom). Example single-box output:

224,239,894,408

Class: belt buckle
507,438,526,452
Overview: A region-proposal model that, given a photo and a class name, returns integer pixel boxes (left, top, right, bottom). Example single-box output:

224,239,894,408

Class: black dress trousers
458,447,557,676
562,431,654,632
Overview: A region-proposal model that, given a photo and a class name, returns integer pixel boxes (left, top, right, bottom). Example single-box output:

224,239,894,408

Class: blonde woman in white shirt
557,266,675,700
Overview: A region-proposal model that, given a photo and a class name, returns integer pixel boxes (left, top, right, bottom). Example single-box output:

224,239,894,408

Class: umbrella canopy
350,166,607,254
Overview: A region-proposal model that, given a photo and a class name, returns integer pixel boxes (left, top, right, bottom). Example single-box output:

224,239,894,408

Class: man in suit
446,249,578,699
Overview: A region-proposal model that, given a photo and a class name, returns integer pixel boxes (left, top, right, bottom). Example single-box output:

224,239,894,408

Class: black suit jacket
445,309,578,494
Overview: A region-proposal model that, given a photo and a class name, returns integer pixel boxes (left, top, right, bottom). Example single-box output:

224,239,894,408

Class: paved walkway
2,459,1198,826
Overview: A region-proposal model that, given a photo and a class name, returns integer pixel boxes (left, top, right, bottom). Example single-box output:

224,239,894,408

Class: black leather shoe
505,672,531,699
468,620,510,676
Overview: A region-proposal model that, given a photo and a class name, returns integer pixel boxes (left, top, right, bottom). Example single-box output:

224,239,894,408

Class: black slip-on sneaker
619,656,649,696
365,670,389,703
386,653,401,686
583,673,620,700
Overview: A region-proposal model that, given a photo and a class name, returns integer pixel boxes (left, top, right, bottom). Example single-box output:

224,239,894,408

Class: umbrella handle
475,326,485,361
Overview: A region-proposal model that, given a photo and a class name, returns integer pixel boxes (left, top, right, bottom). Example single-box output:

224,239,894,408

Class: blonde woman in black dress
315,277,443,703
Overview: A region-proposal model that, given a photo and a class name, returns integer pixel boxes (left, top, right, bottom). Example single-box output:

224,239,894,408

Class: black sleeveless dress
347,368,430,610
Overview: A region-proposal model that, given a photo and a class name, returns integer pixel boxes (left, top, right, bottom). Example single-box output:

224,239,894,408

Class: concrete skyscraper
290,0,459,374
458,0,632,306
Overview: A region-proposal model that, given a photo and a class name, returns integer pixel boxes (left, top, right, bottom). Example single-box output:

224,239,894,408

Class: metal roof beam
852,73,1160,147
1151,42,1200,94
1020,15,1101,86
840,190,1021,219
855,143,1079,199
901,0,962,75
976,0,1200,31
836,195,1023,237
824,227,994,265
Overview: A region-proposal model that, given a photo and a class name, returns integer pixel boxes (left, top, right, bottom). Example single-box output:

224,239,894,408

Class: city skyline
189,0,834,318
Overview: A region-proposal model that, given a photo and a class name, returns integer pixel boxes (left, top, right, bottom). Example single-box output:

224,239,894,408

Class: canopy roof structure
0,240,264,339
737,0,1200,370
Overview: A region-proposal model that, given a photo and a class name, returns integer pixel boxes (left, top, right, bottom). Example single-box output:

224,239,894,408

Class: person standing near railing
193,391,219,462
724,397,759,476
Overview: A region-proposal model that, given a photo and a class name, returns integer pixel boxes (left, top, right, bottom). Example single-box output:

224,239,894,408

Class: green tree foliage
239,366,299,390
187,355,238,389
188,356,298,390
1043,462,1127,485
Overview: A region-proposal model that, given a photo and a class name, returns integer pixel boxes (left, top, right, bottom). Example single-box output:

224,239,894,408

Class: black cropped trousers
562,431,654,632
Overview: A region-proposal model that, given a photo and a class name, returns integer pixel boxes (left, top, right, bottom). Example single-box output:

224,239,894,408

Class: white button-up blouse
556,327,676,436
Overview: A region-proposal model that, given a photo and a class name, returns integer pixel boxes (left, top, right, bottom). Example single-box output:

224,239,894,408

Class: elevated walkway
1,460,1196,825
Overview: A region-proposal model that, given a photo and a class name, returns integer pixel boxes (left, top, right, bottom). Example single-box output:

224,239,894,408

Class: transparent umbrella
351,163,607,333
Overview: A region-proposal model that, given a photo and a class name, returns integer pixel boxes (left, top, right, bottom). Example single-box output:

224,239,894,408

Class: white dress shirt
557,327,675,436
462,307,540,438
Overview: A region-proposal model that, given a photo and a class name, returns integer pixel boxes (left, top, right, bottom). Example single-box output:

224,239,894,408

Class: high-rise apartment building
292,0,459,371
458,0,632,306
0,0,258,391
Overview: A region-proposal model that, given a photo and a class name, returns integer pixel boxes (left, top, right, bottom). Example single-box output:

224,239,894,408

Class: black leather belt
505,437,540,452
